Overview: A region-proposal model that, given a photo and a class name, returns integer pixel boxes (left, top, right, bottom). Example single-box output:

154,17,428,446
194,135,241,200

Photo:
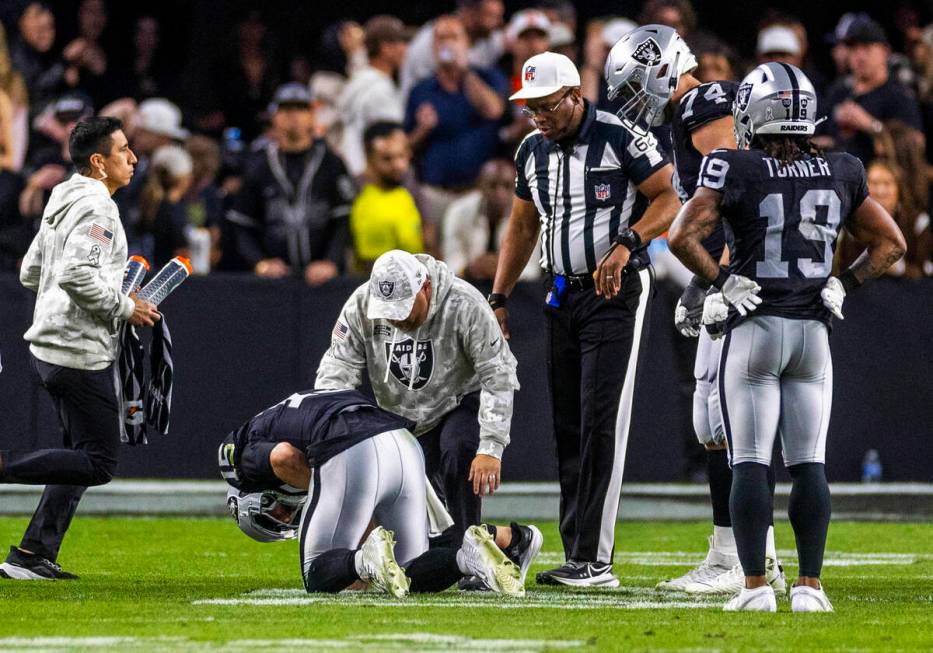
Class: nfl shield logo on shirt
524,66,536,81
379,280,395,298
595,183,611,201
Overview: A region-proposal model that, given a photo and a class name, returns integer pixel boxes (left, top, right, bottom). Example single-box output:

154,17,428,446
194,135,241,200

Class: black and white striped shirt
514,102,669,276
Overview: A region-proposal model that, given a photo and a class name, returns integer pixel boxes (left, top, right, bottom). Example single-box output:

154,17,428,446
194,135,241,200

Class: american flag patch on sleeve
332,321,349,340
89,223,113,246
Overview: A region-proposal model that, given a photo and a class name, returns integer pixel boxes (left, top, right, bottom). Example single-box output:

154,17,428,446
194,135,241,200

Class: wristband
712,268,730,290
487,293,508,311
838,269,862,293
615,227,642,253
688,274,712,292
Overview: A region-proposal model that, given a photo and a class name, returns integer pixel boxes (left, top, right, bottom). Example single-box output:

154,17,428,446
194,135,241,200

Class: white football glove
820,276,846,320
674,299,700,337
701,292,729,340
720,274,762,317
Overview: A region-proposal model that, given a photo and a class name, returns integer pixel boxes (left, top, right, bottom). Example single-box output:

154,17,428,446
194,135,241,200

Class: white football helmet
605,24,697,135
733,62,818,150
226,486,306,542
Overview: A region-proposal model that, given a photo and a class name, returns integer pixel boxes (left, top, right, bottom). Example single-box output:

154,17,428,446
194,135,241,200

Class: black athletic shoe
503,523,543,585
457,575,491,592
548,560,619,588
536,561,573,585
0,546,79,580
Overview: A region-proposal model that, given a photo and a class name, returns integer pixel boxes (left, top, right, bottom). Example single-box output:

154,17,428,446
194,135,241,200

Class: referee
490,52,679,587
0,117,159,580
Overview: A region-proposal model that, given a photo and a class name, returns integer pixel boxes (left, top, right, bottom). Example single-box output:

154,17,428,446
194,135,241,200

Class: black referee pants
546,268,652,565
0,357,121,562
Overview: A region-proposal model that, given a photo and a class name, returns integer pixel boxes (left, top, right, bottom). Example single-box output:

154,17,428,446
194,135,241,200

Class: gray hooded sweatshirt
315,255,519,459
20,173,134,370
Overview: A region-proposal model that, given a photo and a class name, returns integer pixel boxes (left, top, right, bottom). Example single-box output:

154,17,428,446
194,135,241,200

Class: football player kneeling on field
218,388,542,597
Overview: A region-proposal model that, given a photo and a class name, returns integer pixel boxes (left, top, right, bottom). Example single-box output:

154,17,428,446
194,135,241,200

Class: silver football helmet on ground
733,62,818,150
604,24,697,135
226,486,306,542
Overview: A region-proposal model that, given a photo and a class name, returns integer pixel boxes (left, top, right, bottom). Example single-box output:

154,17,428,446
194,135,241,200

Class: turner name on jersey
697,148,869,325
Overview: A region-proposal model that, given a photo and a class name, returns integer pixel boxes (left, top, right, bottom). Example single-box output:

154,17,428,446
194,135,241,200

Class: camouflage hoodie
315,254,519,459
20,174,134,370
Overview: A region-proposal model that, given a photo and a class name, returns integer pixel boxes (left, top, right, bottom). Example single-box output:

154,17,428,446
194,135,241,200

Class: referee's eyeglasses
521,89,572,118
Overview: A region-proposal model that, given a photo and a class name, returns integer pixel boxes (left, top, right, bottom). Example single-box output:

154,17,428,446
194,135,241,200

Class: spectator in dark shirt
209,10,281,142
137,144,193,267
821,16,924,166
10,2,66,118
405,15,507,230
61,0,112,107
18,93,89,220
226,83,355,285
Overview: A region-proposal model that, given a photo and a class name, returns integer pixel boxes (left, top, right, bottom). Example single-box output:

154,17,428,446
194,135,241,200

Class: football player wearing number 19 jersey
605,24,784,595
669,63,905,612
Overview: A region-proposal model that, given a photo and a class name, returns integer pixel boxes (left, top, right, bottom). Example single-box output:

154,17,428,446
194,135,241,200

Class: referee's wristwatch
487,292,508,311
615,227,642,253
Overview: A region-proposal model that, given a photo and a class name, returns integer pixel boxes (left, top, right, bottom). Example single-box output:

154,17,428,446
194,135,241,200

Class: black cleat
503,523,543,585
457,575,491,592
0,546,79,580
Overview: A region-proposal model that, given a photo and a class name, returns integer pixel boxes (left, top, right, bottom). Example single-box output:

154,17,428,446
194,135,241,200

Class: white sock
353,550,365,578
712,525,737,553
765,526,777,559
455,548,471,575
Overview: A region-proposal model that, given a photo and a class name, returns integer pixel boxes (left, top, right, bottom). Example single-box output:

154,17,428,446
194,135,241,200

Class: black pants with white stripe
545,268,652,565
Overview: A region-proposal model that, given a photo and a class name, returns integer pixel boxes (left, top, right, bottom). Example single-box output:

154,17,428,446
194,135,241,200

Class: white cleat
790,585,834,612
357,527,410,598
685,556,786,595
460,525,524,597
723,585,777,612
656,536,738,592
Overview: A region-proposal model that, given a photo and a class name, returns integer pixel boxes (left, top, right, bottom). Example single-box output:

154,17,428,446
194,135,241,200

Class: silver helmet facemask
605,24,697,135
226,486,306,543
733,62,818,150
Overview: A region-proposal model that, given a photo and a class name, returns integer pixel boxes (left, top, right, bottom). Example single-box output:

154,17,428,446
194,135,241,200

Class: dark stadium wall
1,274,931,482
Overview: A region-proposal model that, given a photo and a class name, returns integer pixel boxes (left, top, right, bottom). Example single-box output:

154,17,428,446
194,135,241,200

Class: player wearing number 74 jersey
669,62,906,612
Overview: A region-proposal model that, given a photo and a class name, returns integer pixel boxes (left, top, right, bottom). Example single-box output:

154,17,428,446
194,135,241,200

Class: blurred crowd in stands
0,0,930,282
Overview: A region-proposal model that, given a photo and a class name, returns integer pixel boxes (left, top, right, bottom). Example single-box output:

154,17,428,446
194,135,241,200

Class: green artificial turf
0,518,931,652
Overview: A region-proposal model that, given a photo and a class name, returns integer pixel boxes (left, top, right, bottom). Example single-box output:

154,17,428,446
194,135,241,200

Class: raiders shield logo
736,82,753,112
631,38,662,66
378,280,395,298
385,338,434,390
595,183,611,201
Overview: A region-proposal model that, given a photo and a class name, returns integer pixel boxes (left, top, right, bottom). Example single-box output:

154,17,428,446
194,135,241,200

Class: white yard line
0,635,589,653
534,550,924,566
193,589,722,610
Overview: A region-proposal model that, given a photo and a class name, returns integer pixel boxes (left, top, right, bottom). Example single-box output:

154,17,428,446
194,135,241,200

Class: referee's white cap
509,51,581,101
367,250,429,321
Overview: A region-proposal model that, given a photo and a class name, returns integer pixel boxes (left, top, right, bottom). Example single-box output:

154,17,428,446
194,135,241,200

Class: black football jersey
225,389,414,479
697,148,869,326
671,80,738,260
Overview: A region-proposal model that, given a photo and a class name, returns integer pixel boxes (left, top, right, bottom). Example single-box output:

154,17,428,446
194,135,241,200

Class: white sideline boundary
2,481,933,520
